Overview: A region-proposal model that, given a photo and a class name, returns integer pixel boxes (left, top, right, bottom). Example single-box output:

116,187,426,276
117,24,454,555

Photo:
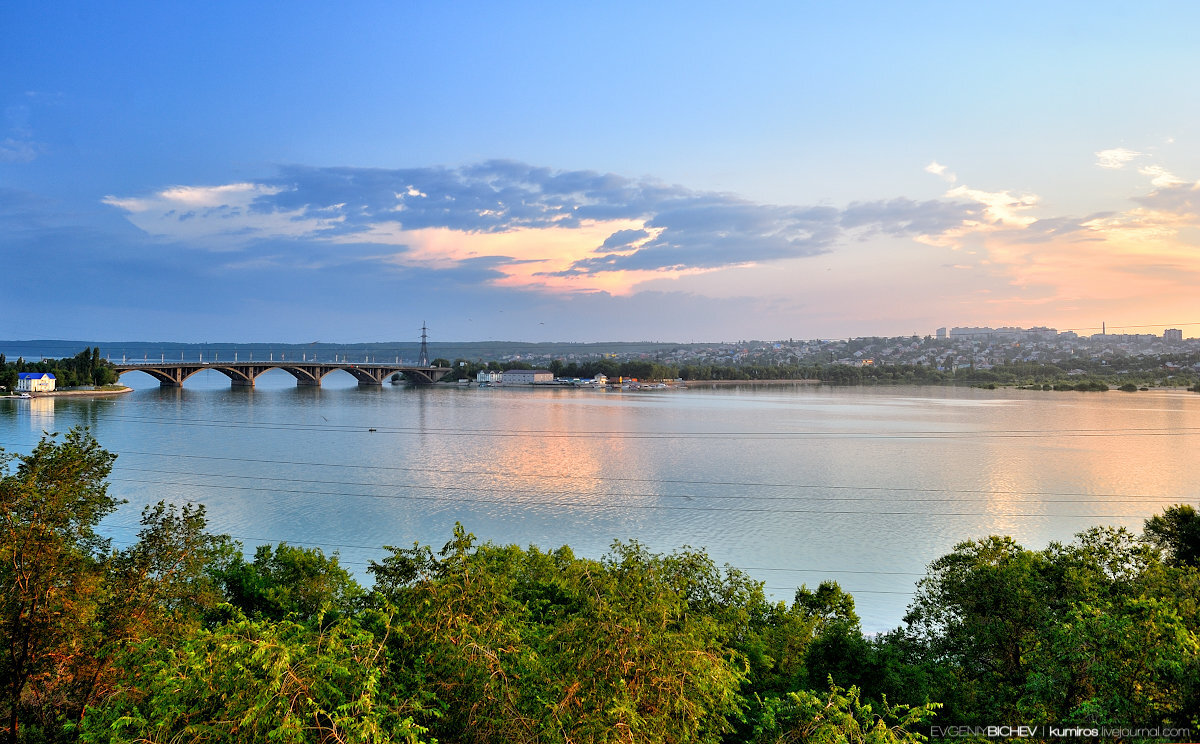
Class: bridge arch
115,364,203,387
274,364,325,386
211,365,258,386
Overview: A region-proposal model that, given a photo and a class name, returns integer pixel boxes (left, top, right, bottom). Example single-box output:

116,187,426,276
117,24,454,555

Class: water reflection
1,384,1198,631
27,396,55,431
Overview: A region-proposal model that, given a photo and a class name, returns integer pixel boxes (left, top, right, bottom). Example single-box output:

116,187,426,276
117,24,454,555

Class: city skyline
3,3,1199,342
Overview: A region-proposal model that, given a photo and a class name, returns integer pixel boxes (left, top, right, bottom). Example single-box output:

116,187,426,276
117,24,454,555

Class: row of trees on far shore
434,355,1200,391
0,348,118,392
3,429,1199,742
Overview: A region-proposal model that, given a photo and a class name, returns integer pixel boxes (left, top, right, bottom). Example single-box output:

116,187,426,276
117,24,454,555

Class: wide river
4,371,1199,631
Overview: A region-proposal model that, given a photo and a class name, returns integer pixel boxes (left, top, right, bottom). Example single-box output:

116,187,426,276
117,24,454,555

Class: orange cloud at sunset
339,219,715,296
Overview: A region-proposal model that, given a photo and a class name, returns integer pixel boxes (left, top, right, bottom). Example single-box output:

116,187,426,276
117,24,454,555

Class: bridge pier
345,367,391,385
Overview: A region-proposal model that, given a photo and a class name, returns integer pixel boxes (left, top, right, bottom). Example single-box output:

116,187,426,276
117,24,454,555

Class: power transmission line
3,441,1196,503
109,465,1186,505
15,412,1200,439
100,475,1173,519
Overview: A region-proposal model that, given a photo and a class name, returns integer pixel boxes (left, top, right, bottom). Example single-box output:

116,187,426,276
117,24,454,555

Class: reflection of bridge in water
113,361,451,388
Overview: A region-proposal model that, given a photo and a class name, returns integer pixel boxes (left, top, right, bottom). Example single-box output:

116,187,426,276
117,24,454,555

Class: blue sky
3,2,1199,342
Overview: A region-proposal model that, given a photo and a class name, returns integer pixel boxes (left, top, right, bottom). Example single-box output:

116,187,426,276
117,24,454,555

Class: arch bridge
112,361,451,388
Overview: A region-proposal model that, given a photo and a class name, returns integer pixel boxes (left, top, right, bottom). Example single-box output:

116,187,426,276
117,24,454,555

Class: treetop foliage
0,348,118,391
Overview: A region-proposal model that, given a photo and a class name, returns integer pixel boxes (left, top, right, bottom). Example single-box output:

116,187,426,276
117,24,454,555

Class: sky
3,2,1199,343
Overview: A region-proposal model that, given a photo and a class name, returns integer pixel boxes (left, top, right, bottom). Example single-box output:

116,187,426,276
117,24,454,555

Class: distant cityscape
479,326,1198,374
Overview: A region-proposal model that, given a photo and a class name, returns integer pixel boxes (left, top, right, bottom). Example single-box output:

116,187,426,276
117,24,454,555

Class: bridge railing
111,360,441,368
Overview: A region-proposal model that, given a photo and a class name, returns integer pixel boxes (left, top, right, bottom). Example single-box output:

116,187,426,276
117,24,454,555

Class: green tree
902,536,1050,724
1022,596,1199,726
794,582,876,694
1144,504,1200,567
110,501,230,620
80,611,425,744
10,501,230,737
0,429,117,740
214,542,365,625
752,680,939,744
371,527,748,744
1014,527,1198,726
0,432,237,740
899,522,1200,728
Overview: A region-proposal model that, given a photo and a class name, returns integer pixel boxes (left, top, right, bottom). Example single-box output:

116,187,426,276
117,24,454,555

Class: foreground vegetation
3,430,1199,742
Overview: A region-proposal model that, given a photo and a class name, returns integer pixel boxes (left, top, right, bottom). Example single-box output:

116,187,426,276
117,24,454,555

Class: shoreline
678,378,821,387
2,386,133,399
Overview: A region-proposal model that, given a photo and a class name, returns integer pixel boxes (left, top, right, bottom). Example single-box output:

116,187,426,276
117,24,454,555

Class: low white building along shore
476,370,503,385
499,369,555,385
17,372,56,393
476,369,609,387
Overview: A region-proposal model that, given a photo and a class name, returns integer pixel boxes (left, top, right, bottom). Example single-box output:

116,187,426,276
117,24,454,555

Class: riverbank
682,378,1200,392
680,378,822,388
1,386,133,399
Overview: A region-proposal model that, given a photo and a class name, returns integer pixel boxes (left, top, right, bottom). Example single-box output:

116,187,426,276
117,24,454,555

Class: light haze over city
3,2,1198,343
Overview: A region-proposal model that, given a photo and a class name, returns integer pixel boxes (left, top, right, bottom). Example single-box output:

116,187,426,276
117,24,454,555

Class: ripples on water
3,371,1198,631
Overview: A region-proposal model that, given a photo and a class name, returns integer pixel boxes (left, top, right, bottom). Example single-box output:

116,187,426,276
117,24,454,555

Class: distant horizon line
2,322,1197,350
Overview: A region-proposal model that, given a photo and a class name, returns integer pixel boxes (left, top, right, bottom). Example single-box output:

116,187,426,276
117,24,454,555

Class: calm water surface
3,371,1198,631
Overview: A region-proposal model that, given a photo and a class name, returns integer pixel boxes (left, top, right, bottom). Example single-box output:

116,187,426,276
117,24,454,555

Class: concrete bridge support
134,365,199,387
344,367,392,385
217,365,259,387
282,365,326,386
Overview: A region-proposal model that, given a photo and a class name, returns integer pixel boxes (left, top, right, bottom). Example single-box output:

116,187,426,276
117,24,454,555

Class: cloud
101,182,340,247
0,137,38,163
1092,147,1195,194
840,197,978,237
1094,148,1141,169
1007,214,1104,244
924,161,956,183
1132,181,1200,214
106,161,923,293
916,162,1043,250
566,199,844,276
598,228,651,252
1,104,39,162
1137,165,1189,189
944,185,1039,227
362,221,671,295
97,156,1200,332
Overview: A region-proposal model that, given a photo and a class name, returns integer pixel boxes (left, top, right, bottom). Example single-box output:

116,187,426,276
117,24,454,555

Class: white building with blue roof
17,372,56,393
